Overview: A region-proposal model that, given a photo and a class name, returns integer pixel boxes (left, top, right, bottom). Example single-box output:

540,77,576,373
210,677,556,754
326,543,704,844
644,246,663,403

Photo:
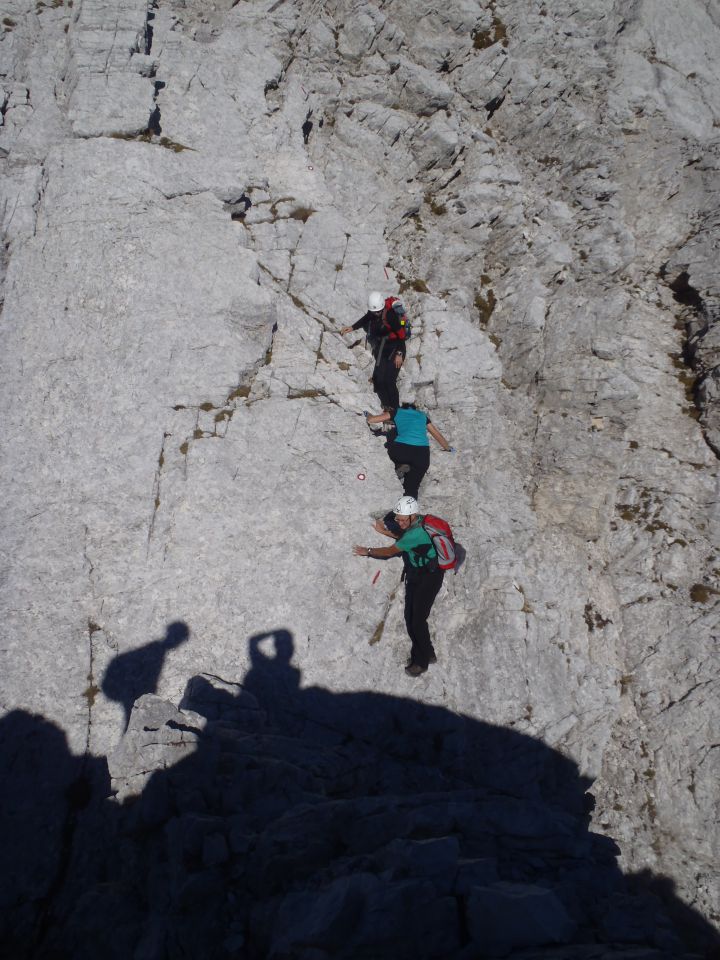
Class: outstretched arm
340,317,367,336
428,422,452,451
352,543,401,558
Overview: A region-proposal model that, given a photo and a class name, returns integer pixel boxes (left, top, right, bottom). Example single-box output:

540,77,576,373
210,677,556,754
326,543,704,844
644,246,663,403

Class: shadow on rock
0,711,110,960
101,620,190,729
2,626,719,959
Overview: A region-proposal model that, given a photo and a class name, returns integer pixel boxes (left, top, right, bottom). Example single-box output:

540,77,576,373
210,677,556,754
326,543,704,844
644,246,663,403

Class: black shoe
405,663,427,677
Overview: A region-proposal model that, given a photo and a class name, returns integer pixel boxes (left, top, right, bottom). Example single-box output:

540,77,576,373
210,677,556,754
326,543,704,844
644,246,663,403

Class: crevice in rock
147,431,169,550
174,323,279,464
110,130,193,153
225,193,252,221
369,586,398,645
148,80,164,136
145,0,157,56
30,618,103,952
661,266,718,459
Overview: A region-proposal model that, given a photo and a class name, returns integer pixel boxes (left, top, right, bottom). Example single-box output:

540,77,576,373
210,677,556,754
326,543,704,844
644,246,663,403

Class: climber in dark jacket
340,291,407,409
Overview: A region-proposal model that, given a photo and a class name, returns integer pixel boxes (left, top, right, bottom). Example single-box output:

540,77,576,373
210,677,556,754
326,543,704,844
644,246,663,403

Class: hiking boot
405,663,427,677
395,463,410,479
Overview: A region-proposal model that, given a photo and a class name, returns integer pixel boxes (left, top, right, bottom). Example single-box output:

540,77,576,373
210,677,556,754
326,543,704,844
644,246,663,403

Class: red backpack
382,296,411,341
421,515,457,571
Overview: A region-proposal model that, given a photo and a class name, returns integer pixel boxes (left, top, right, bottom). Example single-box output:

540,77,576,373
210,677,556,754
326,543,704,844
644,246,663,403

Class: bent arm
373,518,399,539
366,411,393,425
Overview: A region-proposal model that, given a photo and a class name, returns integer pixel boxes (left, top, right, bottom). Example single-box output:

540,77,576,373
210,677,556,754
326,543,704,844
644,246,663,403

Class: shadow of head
248,629,293,665
101,620,191,729
165,621,190,648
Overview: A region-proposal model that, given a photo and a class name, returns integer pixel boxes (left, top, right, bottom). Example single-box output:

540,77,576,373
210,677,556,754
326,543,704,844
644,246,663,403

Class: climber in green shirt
353,495,443,676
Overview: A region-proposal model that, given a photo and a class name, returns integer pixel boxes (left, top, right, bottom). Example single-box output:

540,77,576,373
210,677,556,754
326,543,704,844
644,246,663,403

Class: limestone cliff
1,0,718,956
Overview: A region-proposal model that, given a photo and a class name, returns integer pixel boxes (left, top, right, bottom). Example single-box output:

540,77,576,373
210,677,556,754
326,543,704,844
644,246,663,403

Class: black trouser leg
372,353,400,409
404,569,444,669
386,442,430,499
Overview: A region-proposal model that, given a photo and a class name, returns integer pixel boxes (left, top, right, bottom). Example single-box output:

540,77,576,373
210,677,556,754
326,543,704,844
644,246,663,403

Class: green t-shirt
396,519,437,569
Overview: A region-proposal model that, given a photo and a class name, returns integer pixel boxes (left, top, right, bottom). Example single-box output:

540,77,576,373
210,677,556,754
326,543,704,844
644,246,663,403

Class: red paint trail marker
384,266,389,279
357,472,366,480
372,570,381,585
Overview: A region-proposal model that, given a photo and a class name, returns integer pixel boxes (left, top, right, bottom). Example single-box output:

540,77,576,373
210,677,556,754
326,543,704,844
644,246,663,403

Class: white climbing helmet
394,495,419,516
368,291,384,312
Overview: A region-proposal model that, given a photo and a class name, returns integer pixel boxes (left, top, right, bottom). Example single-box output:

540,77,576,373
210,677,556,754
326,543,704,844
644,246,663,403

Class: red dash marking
384,266,389,279
372,570,381,585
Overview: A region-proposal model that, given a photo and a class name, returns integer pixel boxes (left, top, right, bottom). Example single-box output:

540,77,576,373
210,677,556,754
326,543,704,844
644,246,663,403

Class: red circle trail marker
372,570,381,585
357,472,366,480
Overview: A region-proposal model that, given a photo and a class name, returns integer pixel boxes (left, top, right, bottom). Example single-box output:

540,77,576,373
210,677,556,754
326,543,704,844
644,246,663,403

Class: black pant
387,441,429,499
404,567,444,669
371,339,401,409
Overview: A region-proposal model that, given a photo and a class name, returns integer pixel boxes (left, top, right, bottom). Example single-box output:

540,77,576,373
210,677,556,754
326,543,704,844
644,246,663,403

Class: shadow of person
0,710,110,960
101,621,190,729
5,627,720,960
241,630,301,728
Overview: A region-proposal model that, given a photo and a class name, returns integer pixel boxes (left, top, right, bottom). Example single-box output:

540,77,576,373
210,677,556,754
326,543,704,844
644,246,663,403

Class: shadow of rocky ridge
1,627,718,960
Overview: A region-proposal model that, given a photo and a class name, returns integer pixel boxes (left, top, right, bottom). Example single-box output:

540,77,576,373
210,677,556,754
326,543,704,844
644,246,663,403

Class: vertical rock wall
1,0,718,951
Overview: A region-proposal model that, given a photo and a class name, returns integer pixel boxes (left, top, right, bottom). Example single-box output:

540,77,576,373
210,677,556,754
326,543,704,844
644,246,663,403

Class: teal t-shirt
396,519,437,569
394,408,430,447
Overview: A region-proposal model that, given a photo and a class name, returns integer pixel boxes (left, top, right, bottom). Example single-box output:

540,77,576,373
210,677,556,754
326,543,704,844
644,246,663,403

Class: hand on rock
394,353,404,369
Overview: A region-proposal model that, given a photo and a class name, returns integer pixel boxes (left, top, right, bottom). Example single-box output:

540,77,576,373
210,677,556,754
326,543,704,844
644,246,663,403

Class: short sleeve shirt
396,520,437,569
394,408,430,447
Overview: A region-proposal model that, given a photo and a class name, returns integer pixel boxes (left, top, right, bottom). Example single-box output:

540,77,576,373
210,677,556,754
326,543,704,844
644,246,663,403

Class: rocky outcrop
1,670,709,958
1,0,719,955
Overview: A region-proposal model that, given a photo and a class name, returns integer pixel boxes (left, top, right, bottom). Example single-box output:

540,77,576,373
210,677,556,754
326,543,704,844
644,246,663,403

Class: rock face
1,0,719,956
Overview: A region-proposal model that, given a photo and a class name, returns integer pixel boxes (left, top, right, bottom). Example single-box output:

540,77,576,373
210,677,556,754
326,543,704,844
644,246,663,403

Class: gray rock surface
1,0,719,956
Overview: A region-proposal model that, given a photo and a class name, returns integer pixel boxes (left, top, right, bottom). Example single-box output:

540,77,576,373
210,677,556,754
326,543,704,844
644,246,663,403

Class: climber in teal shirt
366,402,453,499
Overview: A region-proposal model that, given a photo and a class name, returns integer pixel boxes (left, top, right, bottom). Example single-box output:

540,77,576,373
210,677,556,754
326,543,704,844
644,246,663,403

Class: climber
352,495,443,677
340,291,408,410
365,402,453,499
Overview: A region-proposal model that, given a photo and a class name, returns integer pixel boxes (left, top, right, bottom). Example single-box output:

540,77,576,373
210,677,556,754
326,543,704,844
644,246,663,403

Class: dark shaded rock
454,857,500,894
270,873,459,959
466,882,576,953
